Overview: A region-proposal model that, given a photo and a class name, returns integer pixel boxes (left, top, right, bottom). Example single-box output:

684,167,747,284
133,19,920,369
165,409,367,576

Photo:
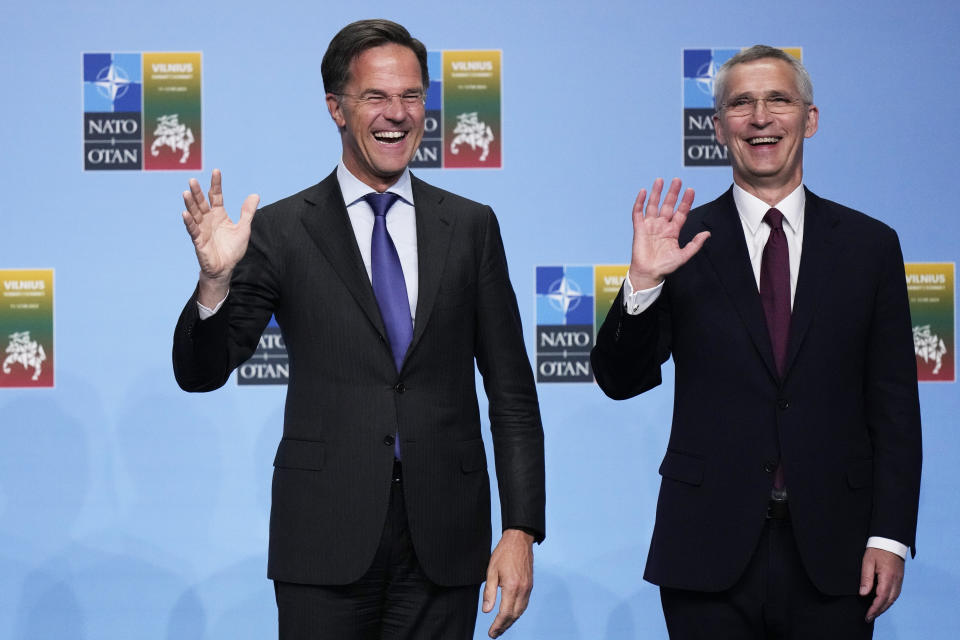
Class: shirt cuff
623,275,664,316
866,536,908,560
197,293,228,320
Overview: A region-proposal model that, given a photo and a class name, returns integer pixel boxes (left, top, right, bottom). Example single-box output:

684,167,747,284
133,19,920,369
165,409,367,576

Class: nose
382,95,407,120
750,98,774,124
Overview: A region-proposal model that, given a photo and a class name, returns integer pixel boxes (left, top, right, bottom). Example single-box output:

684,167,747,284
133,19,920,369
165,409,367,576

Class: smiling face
326,43,426,192
713,58,819,204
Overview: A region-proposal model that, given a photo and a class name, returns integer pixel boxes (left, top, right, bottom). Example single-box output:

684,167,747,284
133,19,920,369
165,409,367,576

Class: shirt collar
336,161,415,208
732,183,805,235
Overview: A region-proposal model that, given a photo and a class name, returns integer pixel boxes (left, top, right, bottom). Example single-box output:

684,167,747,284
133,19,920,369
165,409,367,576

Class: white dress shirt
621,183,907,560
338,162,419,324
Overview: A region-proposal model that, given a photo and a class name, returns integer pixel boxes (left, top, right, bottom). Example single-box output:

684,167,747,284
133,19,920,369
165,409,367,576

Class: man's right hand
628,177,709,291
181,168,260,307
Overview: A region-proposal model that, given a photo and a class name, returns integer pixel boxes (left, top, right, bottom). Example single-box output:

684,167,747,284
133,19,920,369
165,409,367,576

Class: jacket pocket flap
846,459,873,488
658,449,704,486
273,439,325,471
459,439,487,473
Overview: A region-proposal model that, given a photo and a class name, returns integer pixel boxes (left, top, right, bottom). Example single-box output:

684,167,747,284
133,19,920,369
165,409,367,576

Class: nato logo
83,53,142,112
83,53,143,170
535,266,595,382
238,316,289,385
682,48,737,167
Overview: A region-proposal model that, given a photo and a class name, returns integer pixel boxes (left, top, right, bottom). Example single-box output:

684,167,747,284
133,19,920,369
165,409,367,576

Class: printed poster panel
1,269,54,388
594,265,628,336
237,316,288,385
906,262,955,382
411,50,444,168
82,52,201,171
536,265,628,383
442,50,501,168
535,266,594,382
143,52,202,170
82,53,144,170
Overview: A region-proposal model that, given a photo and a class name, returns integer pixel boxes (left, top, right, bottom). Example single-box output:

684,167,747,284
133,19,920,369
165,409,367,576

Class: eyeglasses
720,95,806,116
337,91,426,109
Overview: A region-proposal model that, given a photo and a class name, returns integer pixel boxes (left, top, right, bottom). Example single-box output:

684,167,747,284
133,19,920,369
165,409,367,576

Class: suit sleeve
590,285,671,400
172,211,282,392
473,208,546,542
864,228,922,555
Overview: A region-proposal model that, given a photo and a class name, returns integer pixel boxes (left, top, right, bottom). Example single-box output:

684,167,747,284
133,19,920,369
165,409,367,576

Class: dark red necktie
759,208,790,492
759,208,790,377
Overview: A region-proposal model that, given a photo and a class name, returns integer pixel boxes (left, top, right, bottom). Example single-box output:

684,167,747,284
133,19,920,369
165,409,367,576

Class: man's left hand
860,547,905,622
482,528,535,638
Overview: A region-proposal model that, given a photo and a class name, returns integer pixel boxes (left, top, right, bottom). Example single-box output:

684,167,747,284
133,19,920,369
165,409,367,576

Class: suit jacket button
764,462,776,473
394,382,406,393
777,398,790,410
383,434,395,446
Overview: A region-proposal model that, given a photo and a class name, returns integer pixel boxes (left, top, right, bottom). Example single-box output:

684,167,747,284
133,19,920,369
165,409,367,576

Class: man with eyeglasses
173,19,544,640
592,45,920,638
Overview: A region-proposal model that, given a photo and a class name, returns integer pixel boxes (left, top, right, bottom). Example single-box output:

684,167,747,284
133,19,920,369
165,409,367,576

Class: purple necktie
759,208,791,492
365,192,411,459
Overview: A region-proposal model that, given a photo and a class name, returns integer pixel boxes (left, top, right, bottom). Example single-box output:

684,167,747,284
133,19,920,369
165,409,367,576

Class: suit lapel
783,189,838,377
700,189,779,380
298,171,388,338
407,176,454,362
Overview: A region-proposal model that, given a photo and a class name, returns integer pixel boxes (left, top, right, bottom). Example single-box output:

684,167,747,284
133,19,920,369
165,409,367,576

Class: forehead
722,58,799,97
346,43,423,91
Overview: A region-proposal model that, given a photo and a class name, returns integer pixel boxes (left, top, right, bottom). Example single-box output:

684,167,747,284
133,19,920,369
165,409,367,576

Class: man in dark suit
591,45,921,638
173,19,544,640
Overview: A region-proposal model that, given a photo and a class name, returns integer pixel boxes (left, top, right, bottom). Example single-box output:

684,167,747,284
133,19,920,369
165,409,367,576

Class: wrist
503,528,536,545
197,272,231,308
627,268,662,292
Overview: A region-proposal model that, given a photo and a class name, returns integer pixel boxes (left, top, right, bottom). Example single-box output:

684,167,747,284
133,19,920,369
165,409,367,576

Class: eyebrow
360,87,424,96
727,89,796,100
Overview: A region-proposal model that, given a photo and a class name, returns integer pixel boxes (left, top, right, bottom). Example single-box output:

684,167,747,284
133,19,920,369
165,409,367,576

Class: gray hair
713,45,813,111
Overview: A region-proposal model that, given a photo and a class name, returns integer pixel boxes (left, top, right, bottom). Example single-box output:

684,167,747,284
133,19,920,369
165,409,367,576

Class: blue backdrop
1,1,957,638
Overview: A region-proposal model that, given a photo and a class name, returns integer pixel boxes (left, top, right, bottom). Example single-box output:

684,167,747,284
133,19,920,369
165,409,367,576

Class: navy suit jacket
591,187,921,595
174,170,545,586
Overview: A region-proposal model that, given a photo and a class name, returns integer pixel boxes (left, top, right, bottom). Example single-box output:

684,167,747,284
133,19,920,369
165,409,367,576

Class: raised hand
181,169,259,305
628,177,709,291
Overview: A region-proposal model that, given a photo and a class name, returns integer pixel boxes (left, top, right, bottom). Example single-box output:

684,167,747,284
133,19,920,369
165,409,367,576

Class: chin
374,162,409,176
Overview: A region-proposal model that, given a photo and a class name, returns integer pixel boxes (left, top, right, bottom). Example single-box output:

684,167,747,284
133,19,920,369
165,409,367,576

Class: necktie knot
364,192,400,218
764,207,784,231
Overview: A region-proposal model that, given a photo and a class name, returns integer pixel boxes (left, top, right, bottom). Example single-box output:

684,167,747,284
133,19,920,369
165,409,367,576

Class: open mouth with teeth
374,131,408,144
748,136,782,146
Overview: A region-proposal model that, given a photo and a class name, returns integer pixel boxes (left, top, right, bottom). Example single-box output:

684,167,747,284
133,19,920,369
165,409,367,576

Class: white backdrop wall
1,1,958,638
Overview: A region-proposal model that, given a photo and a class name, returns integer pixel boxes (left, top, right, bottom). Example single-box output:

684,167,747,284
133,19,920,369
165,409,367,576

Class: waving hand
627,177,709,291
181,169,259,306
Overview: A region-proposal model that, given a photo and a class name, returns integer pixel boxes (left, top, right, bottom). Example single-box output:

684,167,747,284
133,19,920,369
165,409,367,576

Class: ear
326,93,346,129
804,104,819,139
713,112,727,145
